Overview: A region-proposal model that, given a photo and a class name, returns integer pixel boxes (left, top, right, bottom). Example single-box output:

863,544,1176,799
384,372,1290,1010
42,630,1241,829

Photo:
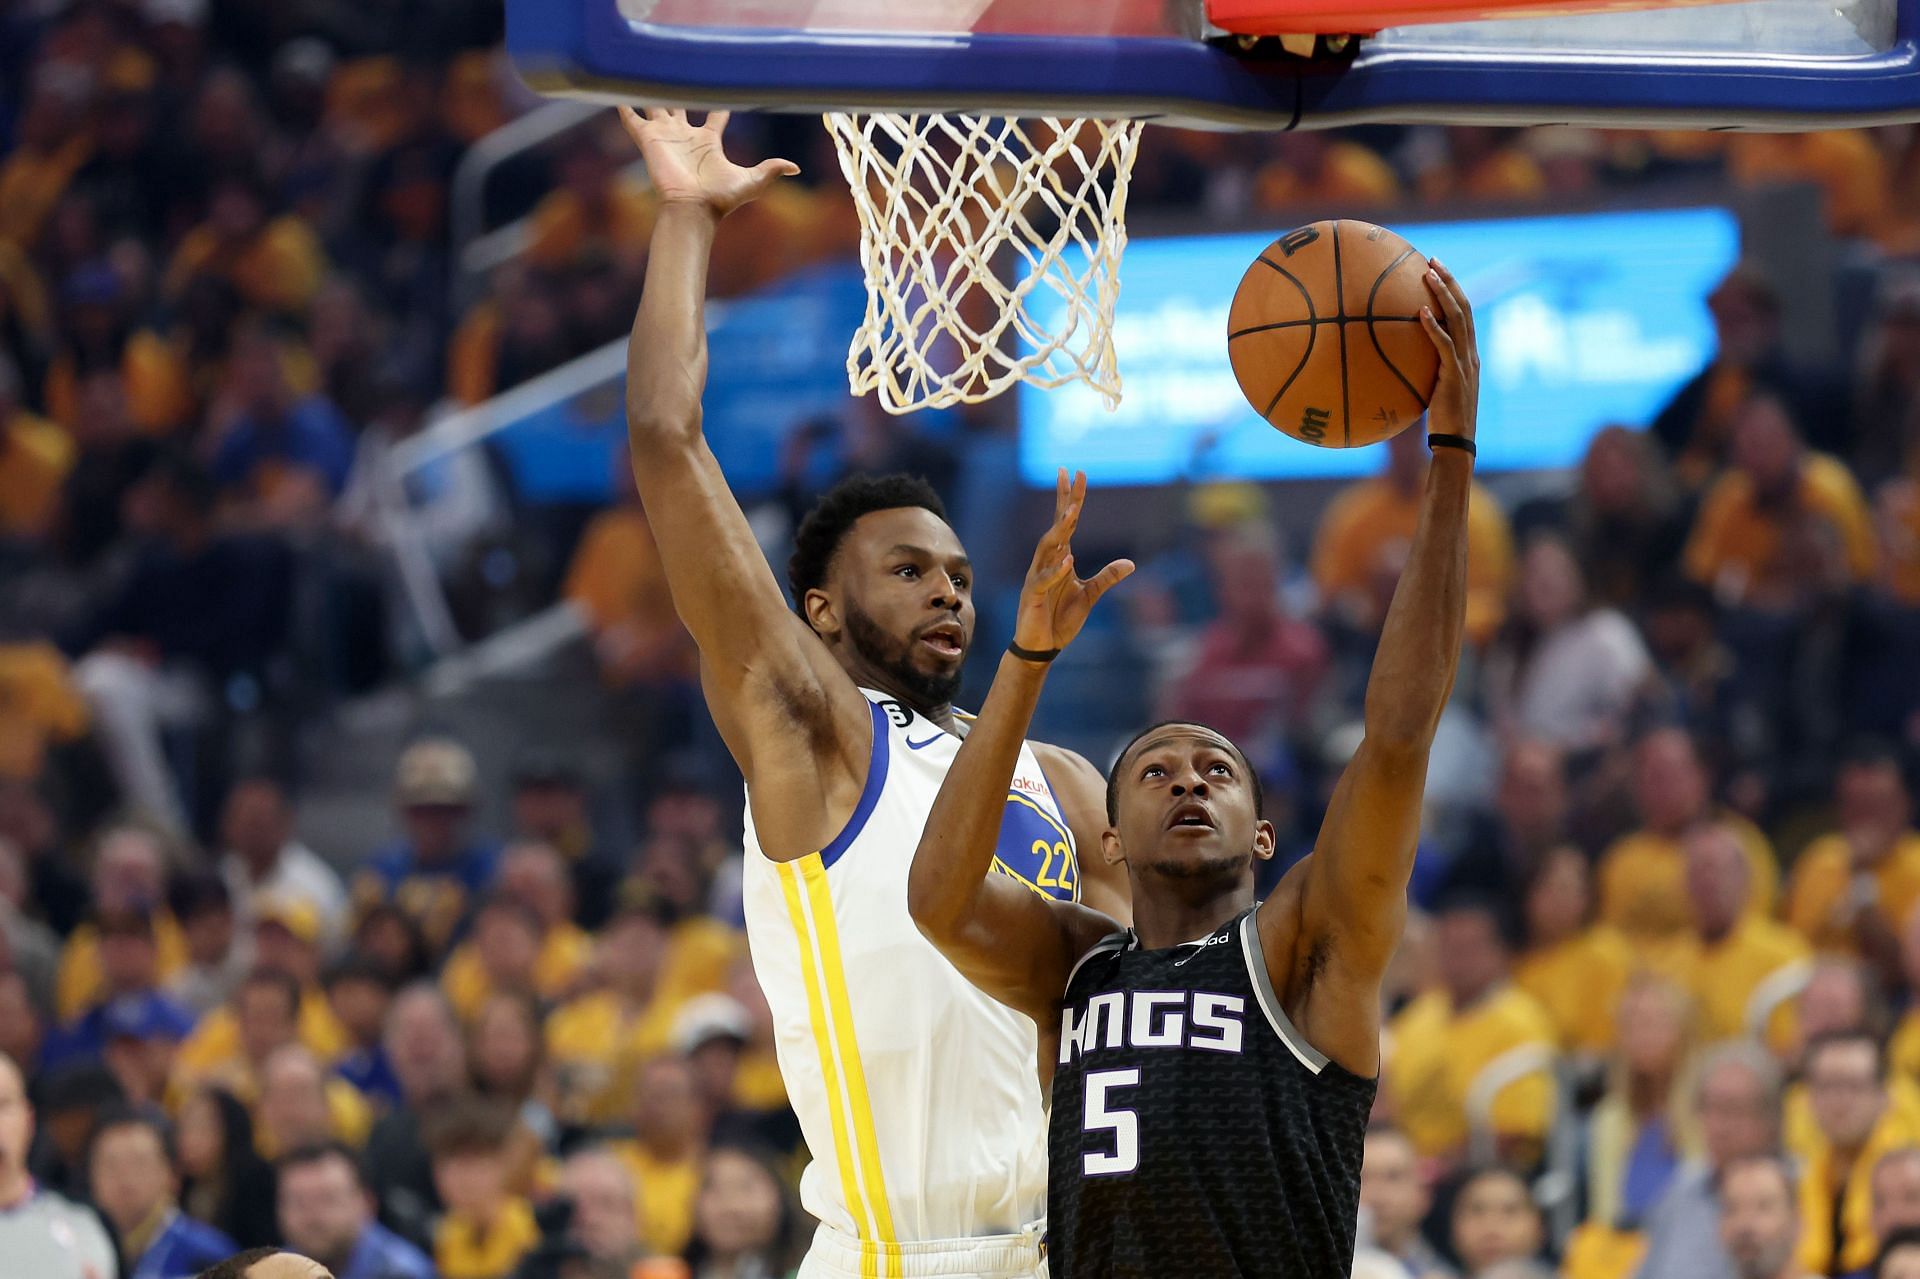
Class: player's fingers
705,109,731,133
1084,558,1136,604
1432,259,1476,350
617,106,646,144
752,158,802,182
1420,307,1458,368
1423,267,1465,335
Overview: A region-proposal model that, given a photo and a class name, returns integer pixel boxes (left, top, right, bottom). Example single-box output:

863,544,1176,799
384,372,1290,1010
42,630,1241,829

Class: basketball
1227,220,1441,449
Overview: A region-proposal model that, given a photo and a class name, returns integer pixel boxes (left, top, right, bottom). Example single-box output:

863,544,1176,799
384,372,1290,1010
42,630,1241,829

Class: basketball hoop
823,112,1145,414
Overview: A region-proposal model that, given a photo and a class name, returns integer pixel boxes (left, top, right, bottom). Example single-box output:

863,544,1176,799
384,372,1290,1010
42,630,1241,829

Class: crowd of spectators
15,3,1920,1279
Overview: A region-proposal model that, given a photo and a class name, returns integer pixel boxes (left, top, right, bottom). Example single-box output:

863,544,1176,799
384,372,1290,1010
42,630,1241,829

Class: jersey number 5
1083,1068,1140,1176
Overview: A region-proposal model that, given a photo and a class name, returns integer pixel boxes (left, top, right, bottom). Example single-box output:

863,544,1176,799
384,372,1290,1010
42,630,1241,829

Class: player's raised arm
908,471,1133,1024
1264,263,1478,1077
616,109,870,834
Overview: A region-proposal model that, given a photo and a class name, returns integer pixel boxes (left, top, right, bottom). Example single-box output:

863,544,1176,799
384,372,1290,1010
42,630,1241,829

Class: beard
844,600,964,711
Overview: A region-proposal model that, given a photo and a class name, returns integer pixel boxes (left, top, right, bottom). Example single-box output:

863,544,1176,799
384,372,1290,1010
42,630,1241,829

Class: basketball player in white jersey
613,107,1129,1279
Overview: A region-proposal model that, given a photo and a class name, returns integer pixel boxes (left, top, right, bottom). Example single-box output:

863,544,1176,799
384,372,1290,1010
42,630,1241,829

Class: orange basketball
1227,220,1440,449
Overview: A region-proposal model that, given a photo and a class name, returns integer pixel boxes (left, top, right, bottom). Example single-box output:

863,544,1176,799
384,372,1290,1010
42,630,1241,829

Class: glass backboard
509,0,1914,130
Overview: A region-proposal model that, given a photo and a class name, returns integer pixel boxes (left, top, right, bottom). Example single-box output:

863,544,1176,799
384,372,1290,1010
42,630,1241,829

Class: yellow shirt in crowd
1684,452,1878,595
1671,916,1810,1053
1798,1101,1920,1275
0,410,73,540
0,641,87,783
434,1197,541,1279
55,913,190,1020
1385,984,1558,1160
545,990,681,1125
1595,815,1778,955
1512,925,1636,1056
1309,473,1516,646
171,988,350,1097
163,215,326,316
1785,831,1920,955
441,923,594,1022
612,1141,701,1258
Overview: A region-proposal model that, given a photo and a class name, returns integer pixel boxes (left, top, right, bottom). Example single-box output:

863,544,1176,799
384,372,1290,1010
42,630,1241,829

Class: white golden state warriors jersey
743,690,1080,1265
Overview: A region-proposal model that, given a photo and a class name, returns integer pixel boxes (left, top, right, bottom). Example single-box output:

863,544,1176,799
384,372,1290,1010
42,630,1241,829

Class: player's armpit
1032,742,1132,924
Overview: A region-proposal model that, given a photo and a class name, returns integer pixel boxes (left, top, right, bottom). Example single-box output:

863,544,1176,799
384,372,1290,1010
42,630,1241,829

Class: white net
823,112,1146,414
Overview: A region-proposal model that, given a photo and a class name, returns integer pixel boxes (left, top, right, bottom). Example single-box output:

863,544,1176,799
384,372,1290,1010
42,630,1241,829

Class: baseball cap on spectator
395,739,477,808
673,993,751,1055
99,992,195,1043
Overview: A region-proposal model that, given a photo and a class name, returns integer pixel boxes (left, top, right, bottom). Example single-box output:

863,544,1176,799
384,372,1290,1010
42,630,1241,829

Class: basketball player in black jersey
907,262,1478,1278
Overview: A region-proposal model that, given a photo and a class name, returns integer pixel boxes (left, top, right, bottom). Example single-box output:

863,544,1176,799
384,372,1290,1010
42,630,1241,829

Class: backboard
509,0,1913,131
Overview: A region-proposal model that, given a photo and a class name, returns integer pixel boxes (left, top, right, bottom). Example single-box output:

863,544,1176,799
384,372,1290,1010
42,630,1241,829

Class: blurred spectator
508,756,620,931
682,1142,808,1279
1851,276,1920,489
205,320,355,531
1800,1031,1920,1276
1678,822,1810,1052
1684,393,1877,609
1511,847,1633,1059
1585,978,1696,1233
354,738,501,955
172,966,315,1106
256,1043,370,1160
1653,265,1830,486
177,1086,278,1248
1596,729,1777,954
1729,130,1891,245
1414,127,1545,204
425,1097,539,1279
616,1054,707,1258
1310,427,1515,648
0,837,61,1009
440,895,541,1023
1787,741,1920,969
162,171,326,316
1635,1041,1782,1279
1448,741,1573,905
1517,425,1689,613
442,847,591,1021
1865,1149,1920,1276
1879,1227,1920,1279
1718,1154,1810,1279
1485,532,1652,755
1357,1126,1453,1278
55,825,186,1018
0,351,72,542
1161,523,1327,756
467,993,555,1187
89,1106,237,1277
1253,131,1401,210
70,451,295,829
1639,578,1758,767
525,124,652,277
167,873,242,1015
351,904,433,988
1450,1165,1545,1278
277,1141,434,1279
52,367,158,568
0,64,95,251
1383,892,1556,1170
219,776,348,953
555,1146,647,1279
41,265,195,440
324,959,400,1108
45,912,196,1075
0,1052,116,1279
365,984,468,1248
547,901,676,1127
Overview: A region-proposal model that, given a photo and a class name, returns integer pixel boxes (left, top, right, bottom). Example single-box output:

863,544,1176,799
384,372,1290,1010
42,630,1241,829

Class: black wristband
1007,642,1061,665
1428,433,1477,457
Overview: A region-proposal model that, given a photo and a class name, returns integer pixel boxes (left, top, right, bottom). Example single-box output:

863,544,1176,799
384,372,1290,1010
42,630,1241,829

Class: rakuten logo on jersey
1058,990,1245,1064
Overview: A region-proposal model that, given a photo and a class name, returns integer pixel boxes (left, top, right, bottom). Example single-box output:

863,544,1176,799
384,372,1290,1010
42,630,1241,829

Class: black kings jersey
1047,909,1376,1279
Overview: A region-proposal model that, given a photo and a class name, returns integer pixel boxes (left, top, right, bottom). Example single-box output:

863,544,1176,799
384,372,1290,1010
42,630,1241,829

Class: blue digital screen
1017,207,1742,485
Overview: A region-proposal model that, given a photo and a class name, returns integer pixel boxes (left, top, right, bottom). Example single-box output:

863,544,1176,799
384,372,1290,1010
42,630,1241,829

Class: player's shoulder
1029,739,1103,786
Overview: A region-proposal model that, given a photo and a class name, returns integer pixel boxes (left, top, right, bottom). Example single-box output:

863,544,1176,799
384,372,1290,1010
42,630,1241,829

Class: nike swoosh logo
906,733,945,750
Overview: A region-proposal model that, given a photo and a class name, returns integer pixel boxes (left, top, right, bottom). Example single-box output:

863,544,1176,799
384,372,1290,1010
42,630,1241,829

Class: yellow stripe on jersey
1005,790,1080,903
777,859,877,1269
799,854,903,1278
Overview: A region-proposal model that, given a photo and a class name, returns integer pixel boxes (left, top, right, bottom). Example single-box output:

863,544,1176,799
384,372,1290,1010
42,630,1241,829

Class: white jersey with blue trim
742,689,1078,1266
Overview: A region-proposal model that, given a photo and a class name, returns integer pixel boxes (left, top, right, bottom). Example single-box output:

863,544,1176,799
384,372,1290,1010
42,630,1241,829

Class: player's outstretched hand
1013,470,1134,658
1420,260,1479,444
616,106,799,217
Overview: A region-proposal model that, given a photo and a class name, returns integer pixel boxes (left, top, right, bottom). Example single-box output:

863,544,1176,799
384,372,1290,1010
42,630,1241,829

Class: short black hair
194,1248,284,1279
1876,1225,1920,1278
787,473,947,608
1105,721,1263,824
90,1103,176,1167
277,1140,367,1189
168,871,232,922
